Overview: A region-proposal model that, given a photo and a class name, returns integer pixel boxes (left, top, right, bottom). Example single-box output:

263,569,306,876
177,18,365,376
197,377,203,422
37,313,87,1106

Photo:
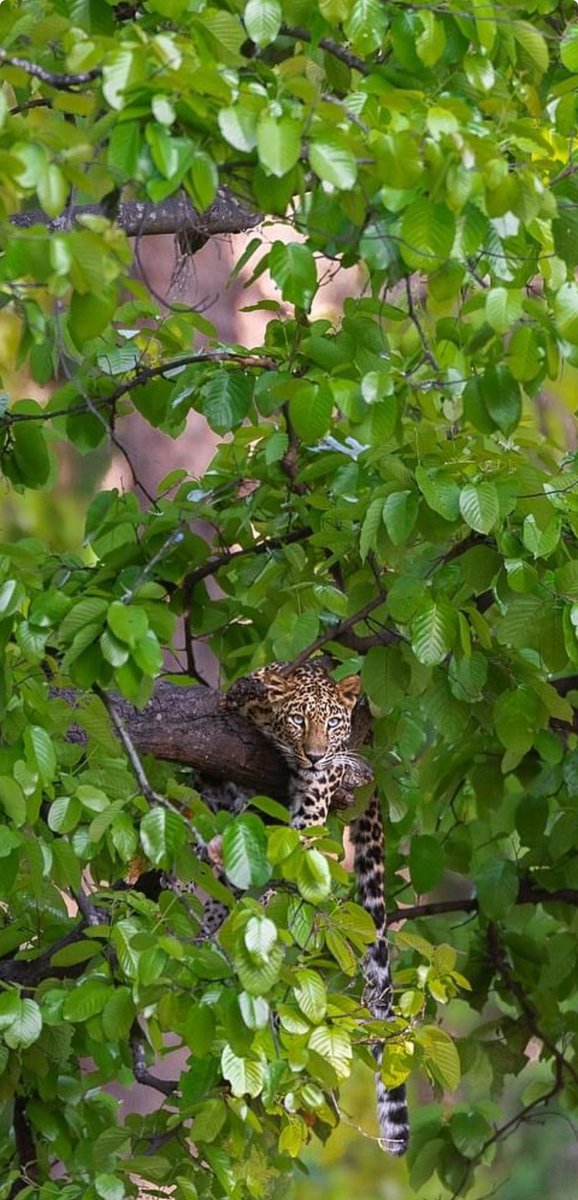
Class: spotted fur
225,660,409,1156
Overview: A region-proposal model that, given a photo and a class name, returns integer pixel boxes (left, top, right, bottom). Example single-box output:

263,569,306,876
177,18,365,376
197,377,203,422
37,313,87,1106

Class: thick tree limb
64,682,291,800
9,190,260,238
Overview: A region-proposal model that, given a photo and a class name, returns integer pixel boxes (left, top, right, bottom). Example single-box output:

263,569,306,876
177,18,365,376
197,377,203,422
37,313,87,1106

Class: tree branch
289,591,400,669
0,47,101,89
0,350,278,428
9,1096,38,1198
487,923,578,1086
131,1030,178,1096
9,189,260,238
281,25,370,76
182,524,312,598
388,877,578,925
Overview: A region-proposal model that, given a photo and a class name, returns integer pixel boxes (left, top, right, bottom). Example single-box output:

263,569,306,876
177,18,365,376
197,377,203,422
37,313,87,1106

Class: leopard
224,659,410,1157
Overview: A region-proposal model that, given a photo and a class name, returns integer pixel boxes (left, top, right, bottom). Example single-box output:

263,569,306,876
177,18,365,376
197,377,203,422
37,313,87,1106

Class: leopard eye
327,716,341,730
289,713,305,727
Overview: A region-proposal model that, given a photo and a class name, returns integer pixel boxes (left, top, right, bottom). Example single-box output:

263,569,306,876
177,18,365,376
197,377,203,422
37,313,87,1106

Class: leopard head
261,662,360,771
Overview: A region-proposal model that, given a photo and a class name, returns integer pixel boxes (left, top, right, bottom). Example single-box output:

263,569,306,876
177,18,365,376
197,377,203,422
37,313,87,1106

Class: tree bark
10,190,260,239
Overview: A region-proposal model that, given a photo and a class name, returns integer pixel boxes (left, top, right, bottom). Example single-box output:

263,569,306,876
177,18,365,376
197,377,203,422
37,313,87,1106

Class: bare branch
281,24,370,76
388,878,578,925
182,524,312,597
131,1030,178,1096
9,189,260,238
289,591,400,669
0,47,101,89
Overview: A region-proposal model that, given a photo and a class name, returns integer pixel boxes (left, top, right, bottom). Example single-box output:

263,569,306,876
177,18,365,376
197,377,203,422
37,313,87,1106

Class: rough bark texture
10,190,260,238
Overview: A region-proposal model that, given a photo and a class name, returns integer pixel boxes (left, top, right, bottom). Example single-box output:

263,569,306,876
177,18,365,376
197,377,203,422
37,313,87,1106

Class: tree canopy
1,1,578,1197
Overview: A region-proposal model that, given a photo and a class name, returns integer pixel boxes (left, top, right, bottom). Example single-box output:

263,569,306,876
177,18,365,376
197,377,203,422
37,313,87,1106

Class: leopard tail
351,797,409,1156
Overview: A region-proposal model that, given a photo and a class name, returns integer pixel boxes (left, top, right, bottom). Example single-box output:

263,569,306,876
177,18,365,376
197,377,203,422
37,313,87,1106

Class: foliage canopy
1,0,578,1197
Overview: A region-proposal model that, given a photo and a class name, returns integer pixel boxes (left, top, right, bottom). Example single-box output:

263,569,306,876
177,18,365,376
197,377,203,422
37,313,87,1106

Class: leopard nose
306,750,325,765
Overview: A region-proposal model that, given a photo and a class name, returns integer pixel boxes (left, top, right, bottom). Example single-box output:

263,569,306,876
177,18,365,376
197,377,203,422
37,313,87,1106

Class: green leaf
289,383,332,443
360,496,385,562
459,483,499,534
221,1045,265,1097
234,940,284,995
3,998,42,1049
400,199,456,272
218,106,257,152
267,827,300,865
561,25,578,72
411,597,457,665
450,1109,493,1158
308,1026,352,1079
257,115,301,177
222,814,271,889
382,490,418,545
95,1175,125,1200
186,150,218,212
269,242,317,310
200,371,253,433
140,807,187,867
0,579,25,616
514,21,548,75
107,601,148,647
555,560,578,601
244,0,281,46
381,1042,415,1087
416,11,445,66
508,325,541,382
523,514,560,559
190,1098,228,1143
102,47,143,110
37,164,68,218
494,689,537,769
417,1026,460,1091
60,598,108,643
68,289,116,348
309,139,358,190
63,981,112,1022
476,857,519,920
409,835,444,893
297,848,331,902
244,915,277,964
238,992,269,1030
484,287,523,334
293,970,327,1023
555,282,578,344
0,777,26,826
415,467,460,522
25,725,56,784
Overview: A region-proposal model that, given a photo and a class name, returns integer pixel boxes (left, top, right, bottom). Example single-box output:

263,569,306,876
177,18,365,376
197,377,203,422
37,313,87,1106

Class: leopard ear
336,674,361,711
254,665,291,705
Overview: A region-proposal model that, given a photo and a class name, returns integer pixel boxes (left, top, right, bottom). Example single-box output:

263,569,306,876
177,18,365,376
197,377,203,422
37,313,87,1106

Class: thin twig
182,524,312,599
487,923,578,1086
281,24,370,76
0,350,278,428
95,686,177,810
405,276,440,372
288,591,391,669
